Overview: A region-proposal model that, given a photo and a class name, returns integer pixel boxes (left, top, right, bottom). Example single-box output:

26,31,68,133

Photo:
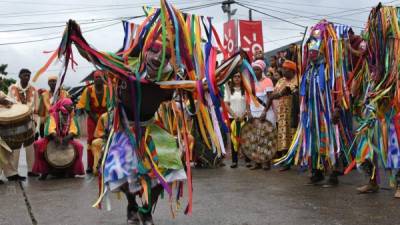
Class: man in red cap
76,70,108,174
37,75,69,138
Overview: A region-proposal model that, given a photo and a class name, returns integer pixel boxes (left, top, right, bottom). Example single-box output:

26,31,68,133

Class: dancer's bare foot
395,188,400,198
357,182,379,193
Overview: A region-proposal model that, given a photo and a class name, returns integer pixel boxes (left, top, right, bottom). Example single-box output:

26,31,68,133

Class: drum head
240,119,277,163
0,104,31,124
45,141,76,169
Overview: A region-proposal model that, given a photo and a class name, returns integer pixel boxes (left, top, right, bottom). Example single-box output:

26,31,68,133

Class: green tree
0,64,16,94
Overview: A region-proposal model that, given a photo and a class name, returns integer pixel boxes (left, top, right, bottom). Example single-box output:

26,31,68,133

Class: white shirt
249,77,276,125
224,86,246,118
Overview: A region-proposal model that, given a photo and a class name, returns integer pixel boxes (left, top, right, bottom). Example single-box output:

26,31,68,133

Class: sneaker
28,172,39,177
127,209,140,225
305,172,324,186
245,162,252,168
0,180,4,185
263,163,271,171
7,174,26,181
38,174,48,181
138,212,154,225
322,176,339,188
357,183,379,193
279,165,291,172
230,163,238,168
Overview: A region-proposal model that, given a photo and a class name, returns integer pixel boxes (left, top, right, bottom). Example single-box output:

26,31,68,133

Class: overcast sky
0,0,396,88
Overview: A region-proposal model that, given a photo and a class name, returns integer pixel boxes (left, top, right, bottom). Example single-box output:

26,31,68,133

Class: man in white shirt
4,69,39,181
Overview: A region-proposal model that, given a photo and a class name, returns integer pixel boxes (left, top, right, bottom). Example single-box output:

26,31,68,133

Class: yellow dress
274,77,297,152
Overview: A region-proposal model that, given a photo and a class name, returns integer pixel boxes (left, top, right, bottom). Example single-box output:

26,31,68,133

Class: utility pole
249,9,252,21
221,0,237,21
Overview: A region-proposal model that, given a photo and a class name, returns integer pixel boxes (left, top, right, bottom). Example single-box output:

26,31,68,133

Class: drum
45,141,76,169
240,118,277,163
0,104,35,149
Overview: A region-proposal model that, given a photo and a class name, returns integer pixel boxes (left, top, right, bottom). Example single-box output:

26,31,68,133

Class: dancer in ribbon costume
76,70,108,174
37,75,69,138
269,60,299,171
34,1,260,223
347,4,400,197
275,21,354,186
32,98,84,180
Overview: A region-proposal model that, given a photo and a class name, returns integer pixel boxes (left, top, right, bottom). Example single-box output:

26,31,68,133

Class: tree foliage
0,64,16,94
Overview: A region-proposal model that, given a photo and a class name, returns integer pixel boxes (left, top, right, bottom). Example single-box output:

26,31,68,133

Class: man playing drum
37,75,69,138
0,75,17,184
76,70,108,174
32,98,84,180
5,68,39,180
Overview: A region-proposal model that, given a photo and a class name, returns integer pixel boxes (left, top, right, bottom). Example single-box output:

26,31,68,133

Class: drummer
0,75,17,184
76,70,108,174
245,60,275,170
5,69,39,180
37,75,69,138
32,98,84,180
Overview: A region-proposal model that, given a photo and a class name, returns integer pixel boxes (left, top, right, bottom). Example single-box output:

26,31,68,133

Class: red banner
223,20,238,58
239,20,264,60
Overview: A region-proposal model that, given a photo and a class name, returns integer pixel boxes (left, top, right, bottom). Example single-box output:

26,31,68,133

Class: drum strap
0,137,12,152
256,96,267,108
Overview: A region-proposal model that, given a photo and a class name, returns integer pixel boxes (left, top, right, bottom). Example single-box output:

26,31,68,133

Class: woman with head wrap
247,60,275,124
245,59,276,170
269,60,299,171
33,98,84,180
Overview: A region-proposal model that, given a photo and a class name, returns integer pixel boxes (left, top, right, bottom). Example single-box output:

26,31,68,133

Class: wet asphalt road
0,145,399,225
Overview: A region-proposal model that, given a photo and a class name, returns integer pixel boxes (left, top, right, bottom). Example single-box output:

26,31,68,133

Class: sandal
249,164,262,170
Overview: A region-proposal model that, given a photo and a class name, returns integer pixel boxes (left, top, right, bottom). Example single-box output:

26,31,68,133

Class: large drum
0,104,35,149
45,141,76,169
240,119,277,163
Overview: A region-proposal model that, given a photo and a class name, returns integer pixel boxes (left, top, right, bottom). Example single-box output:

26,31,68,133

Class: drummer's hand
54,138,61,146
62,135,73,146
0,99,12,108
62,138,69,146
247,111,253,120
260,112,267,121
89,112,98,121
